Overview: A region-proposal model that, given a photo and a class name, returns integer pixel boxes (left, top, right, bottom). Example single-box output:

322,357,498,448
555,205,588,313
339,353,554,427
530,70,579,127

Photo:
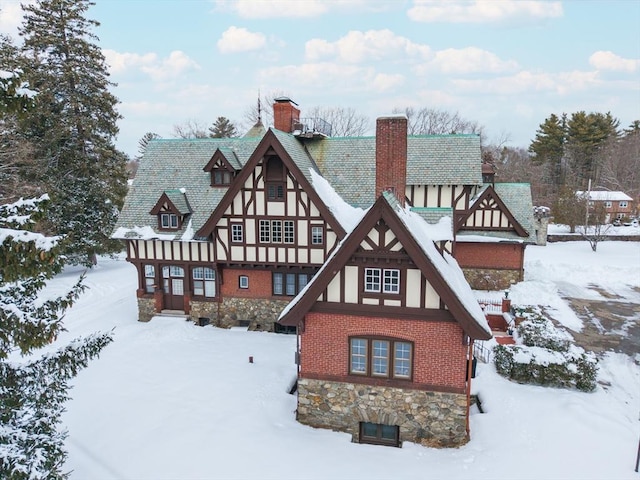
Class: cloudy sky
1,0,639,159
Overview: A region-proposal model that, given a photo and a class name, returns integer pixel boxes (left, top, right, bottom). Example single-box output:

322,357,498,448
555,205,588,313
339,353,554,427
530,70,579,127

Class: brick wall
454,242,524,269
300,312,467,390
221,268,273,298
273,99,300,133
375,116,407,206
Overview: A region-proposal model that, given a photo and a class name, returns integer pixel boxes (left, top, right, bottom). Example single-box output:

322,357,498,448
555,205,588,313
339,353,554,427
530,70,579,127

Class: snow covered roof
577,190,633,202
279,192,491,340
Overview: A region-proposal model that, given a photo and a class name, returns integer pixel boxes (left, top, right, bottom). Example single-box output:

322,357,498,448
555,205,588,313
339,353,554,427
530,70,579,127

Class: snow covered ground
44,241,640,479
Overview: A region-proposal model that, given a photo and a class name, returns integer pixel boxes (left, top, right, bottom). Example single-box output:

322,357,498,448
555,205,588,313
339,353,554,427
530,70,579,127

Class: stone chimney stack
376,115,408,207
273,97,300,133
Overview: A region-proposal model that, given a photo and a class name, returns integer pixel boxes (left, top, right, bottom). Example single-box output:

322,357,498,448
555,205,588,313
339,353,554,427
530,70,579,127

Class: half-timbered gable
197,129,348,268
149,190,192,231
278,193,490,448
456,185,528,235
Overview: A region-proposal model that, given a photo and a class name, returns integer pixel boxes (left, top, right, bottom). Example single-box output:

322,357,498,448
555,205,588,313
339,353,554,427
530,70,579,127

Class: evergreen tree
0,195,113,479
16,0,128,266
209,116,238,138
135,131,160,161
528,113,567,185
565,111,619,186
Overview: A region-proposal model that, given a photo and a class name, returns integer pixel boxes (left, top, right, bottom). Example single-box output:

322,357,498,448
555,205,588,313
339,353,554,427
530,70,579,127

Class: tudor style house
277,189,492,447
113,97,535,329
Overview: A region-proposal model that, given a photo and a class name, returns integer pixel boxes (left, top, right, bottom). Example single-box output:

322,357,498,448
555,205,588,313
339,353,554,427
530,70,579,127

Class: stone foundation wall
137,297,156,323
190,297,290,331
462,268,520,291
297,378,469,448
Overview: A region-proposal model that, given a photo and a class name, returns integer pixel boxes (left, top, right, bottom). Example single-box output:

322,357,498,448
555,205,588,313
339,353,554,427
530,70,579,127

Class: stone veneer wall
137,297,156,323
190,297,290,331
297,378,469,448
462,268,520,291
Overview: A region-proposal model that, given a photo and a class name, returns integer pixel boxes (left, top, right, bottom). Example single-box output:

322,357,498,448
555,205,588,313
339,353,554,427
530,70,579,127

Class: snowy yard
44,241,640,479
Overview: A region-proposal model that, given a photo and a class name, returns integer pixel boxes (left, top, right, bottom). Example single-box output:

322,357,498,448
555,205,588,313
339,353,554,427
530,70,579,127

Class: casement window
160,213,179,229
311,226,324,245
144,265,155,293
272,272,311,296
267,183,284,201
284,220,295,243
359,422,400,447
259,219,294,243
272,220,282,243
239,275,249,289
213,169,233,186
619,201,628,208
231,223,244,243
364,268,400,294
349,337,413,380
192,267,216,298
604,201,612,208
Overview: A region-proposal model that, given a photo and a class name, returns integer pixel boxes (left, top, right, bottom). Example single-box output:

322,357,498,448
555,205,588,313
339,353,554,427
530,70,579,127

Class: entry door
162,265,185,310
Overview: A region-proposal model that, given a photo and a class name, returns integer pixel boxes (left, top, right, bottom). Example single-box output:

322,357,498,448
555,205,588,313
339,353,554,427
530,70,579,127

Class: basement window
359,422,400,447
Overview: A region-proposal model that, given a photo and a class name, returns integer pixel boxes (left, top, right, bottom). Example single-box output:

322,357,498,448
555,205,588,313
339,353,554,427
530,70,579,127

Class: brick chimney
376,115,408,207
273,97,300,133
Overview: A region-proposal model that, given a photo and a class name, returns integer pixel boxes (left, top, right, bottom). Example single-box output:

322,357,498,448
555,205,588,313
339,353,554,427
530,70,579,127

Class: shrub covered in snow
494,308,598,392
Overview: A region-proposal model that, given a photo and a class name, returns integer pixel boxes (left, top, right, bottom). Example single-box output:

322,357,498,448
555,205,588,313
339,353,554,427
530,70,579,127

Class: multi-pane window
284,220,295,243
231,223,243,243
383,269,400,294
359,422,399,447
259,220,294,243
349,337,412,380
272,220,282,243
267,184,284,200
213,170,232,185
311,226,324,245
193,267,216,297
604,201,612,208
160,213,178,229
260,220,270,243
364,268,400,294
272,272,312,296
144,264,155,293
620,201,628,208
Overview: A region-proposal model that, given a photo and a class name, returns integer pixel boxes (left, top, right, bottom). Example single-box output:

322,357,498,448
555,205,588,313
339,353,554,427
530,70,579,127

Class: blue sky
1,0,639,159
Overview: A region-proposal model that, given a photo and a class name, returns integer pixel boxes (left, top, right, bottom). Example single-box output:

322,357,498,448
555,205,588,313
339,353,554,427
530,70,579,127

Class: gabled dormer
149,189,192,231
203,147,240,187
455,185,528,236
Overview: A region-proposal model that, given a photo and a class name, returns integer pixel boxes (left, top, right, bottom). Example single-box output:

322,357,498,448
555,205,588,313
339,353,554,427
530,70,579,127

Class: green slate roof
305,134,483,208
164,189,191,214
113,129,504,242
458,183,536,243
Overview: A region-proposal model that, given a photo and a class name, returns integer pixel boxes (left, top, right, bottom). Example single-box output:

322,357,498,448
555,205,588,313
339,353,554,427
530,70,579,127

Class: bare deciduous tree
172,119,209,139
392,106,484,139
304,106,370,137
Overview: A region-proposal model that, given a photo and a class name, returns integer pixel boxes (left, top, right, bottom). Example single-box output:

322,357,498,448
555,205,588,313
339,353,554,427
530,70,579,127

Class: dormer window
161,213,179,229
213,169,233,186
204,148,240,187
265,156,285,202
150,190,192,231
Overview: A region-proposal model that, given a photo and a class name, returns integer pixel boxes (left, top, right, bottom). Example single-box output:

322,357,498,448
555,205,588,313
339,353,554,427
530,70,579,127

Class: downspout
465,338,475,436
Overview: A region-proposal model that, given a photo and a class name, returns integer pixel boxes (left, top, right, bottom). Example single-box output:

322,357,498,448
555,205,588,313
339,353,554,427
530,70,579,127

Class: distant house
278,125,492,446
577,190,634,223
113,97,535,329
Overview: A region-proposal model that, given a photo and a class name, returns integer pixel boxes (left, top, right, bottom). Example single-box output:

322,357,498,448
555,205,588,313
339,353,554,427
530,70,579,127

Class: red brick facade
300,312,467,391
375,116,407,206
220,268,273,298
454,242,524,270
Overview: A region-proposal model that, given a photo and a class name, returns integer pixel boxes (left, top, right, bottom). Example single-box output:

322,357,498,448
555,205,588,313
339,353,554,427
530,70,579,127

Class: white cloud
427,47,519,74
214,0,380,18
408,0,563,23
371,73,405,92
217,26,266,53
0,0,33,36
305,29,431,63
103,50,200,82
452,70,600,95
589,51,639,73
